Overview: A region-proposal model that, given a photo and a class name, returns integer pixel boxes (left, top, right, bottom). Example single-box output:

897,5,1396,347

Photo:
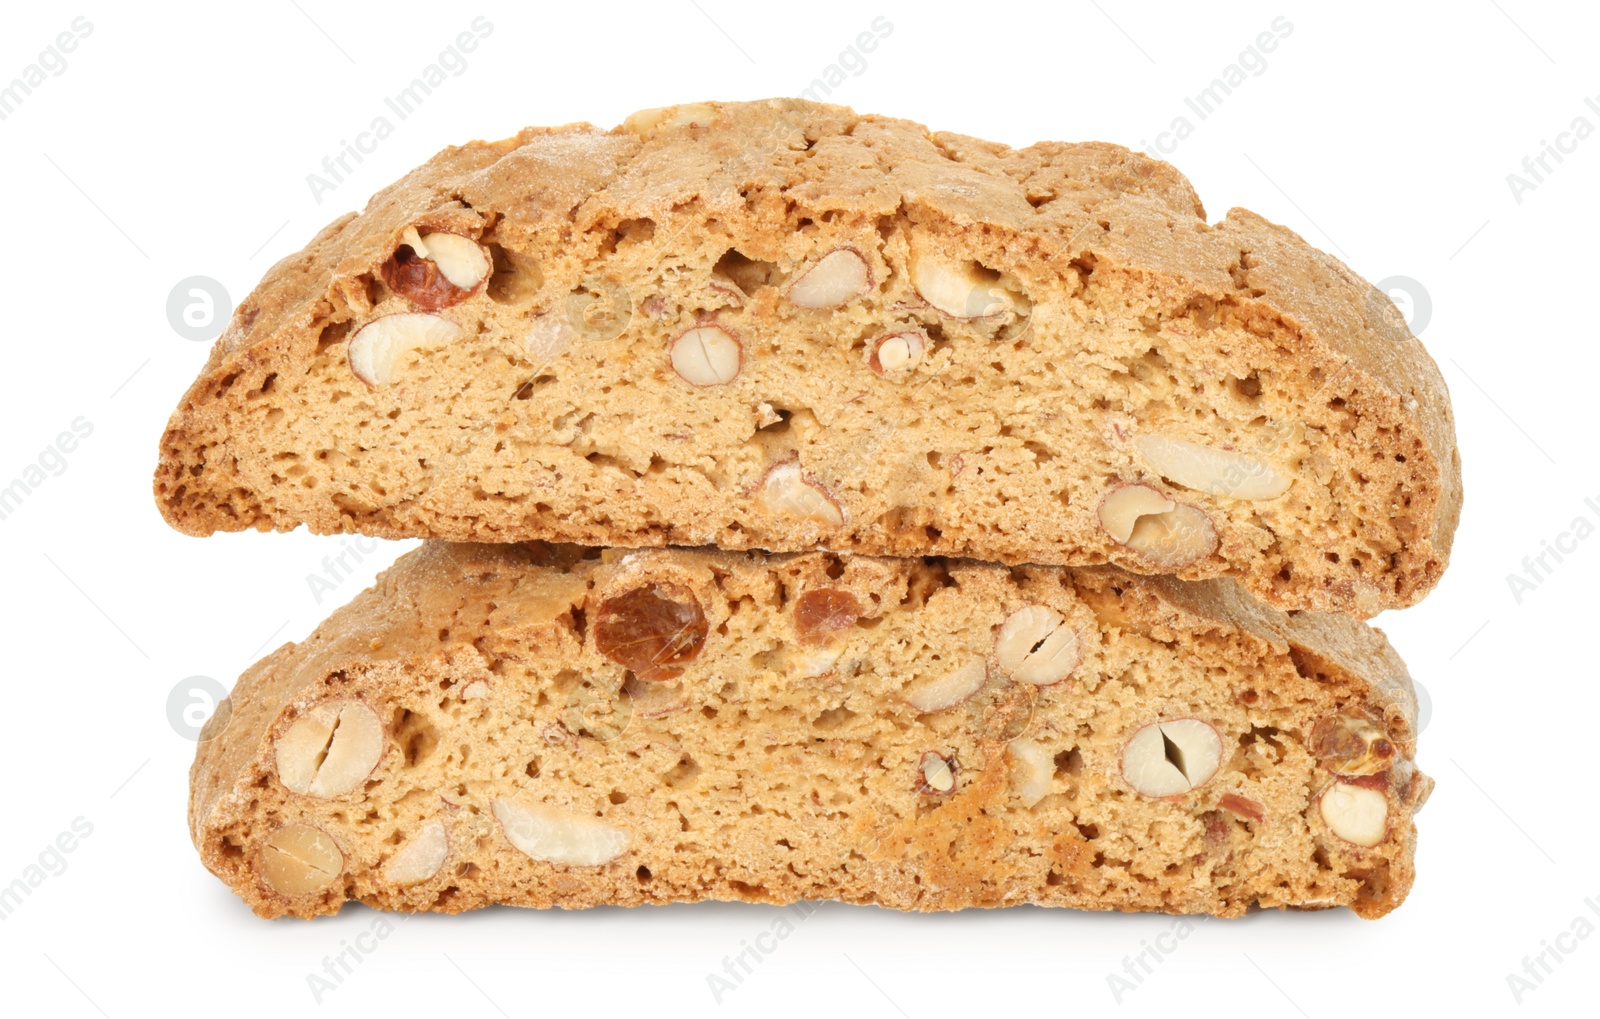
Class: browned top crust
155,99,1460,613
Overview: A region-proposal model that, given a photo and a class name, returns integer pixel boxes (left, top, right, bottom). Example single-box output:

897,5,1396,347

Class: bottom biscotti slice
190,543,1431,920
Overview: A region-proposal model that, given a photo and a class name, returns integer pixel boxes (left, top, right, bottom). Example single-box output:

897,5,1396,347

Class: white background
0,2,1594,1015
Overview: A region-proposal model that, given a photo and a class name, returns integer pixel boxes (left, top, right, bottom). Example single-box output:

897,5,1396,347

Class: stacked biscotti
159,100,1458,920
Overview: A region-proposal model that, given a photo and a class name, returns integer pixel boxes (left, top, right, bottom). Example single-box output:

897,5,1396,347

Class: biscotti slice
190,542,1430,921
154,99,1459,615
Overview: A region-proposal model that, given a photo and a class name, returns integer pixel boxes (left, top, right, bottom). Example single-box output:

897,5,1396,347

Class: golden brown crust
155,99,1459,615
190,543,1427,921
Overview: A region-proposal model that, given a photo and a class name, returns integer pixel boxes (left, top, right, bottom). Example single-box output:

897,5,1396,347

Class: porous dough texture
190,542,1431,921
154,98,1460,615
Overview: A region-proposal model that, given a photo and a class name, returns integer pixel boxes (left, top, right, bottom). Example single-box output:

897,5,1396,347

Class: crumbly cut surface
190,542,1431,921
154,99,1459,616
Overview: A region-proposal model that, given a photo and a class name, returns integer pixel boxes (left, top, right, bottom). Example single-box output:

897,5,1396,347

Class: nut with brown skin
1120,719,1223,798
1319,780,1389,847
380,227,490,310
347,312,461,386
788,247,872,308
259,824,343,897
593,582,708,681
1311,711,1396,776
1097,482,1218,568
755,463,844,527
867,330,928,380
1217,792,1265,822
915,751,958,795
994,605,1080,686
794,588,862,647
275,701,384,798
670,325,742,386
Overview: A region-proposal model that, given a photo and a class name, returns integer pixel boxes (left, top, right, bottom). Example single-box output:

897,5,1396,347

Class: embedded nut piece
670,325,742,386
916,751,957,795
493,798,630,865
1120,719,1224,798
904,659,986,713
1098,483,1218,568
755,463,844,527
867,330,927,379
794,588,862,647
908,238,1013,318
460,680,490,701
1135,433,1291,501
788,247,871,308
995,605,1080,686
526,311,578,365
381,227,490,310
1008,737,1053,807
1218,792,1265,822
259,824,343,897
1311,712,1396,777
1319,781,1389,847
621,102,718,137
348,312,461,386
383,820,449,886
276,701,384,798
594,582,708,681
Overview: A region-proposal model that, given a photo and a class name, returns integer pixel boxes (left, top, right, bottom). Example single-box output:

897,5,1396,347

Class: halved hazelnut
1121,719,1223,798
867,330,927,380
904,659,986,713
670,325,742,387
347,312,461,385
1135,433,1291,501
1098,483,1218,569
908,238,1014,318
1008,737,1053,807
492,798,630,865
755,463,844,528
275,701,384,798
915,751,958,795
259,824,343,897
593,582,708,681
382,819,449,886
994,605,1080,686
788,247,871,308
1311,711,1396,777
381,227,489,310
621,102,718,138
794,588,862,648
1319,780,1388,847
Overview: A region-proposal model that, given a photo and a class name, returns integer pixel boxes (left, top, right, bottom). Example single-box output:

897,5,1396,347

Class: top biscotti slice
154,98,1460,615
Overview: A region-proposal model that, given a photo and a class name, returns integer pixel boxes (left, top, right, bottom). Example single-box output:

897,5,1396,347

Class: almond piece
994,605,1080,686
275,701,384,798
1008,737,1053,807
383,820,449,886
670,325,742,386
1121,719,1223,798
381,227,490,310
621,103,718,137
1135,433,1291,500
348,312,461,386
867,330,927,380
259,824,343,897
755,463,844,527
492,798,630,866
904,659,986,713
908,238,1013,318
1319,781,1389,847
915,751,957,795
1098,483,1218,569
788,248,871,308
1311,711,1397,777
